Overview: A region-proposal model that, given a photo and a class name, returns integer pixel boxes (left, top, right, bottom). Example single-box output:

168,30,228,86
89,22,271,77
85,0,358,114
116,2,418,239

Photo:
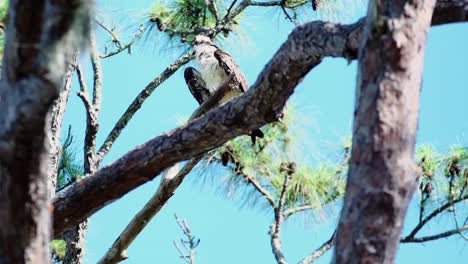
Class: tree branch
95,19,122,48
404,193,468,239
52,2,468,236
270,163,294,264
206,0,219,24
95,52,193,163
401,225,468,243
100,24,145,59
48,55,78,198
97,157,202,264
431,0,468,25
283,146,350,220
97,77,232,263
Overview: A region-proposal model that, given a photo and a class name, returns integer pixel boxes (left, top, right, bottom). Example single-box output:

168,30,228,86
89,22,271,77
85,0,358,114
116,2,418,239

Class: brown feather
213,49,249,93
184,67,211,105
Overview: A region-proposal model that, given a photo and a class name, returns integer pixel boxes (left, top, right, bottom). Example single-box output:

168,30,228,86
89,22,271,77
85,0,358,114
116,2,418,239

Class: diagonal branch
96,157,202,264
403,193,468,239
240,171,276,208
49,54,78,198
95,52,193,163
52,4,468,236
401,225,468,243
431,0,468,25
97,76,234,263
95,19,122,48
206,0,219,23
299,231,335,264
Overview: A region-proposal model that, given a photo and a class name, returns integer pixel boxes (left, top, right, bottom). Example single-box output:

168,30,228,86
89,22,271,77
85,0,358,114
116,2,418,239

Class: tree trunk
334,0,436,263
0,1,91,263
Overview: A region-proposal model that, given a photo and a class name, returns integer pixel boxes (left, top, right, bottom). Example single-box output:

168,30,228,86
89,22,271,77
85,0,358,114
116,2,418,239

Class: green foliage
50,239,66,261
0,0,7,58
203,104,348,214
417,144,438,179
56,128,83,191
416,144,467,216
146,0,236,43
0,0,7,23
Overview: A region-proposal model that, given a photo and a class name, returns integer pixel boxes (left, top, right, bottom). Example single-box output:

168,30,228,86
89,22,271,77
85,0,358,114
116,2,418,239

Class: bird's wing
214,48,249,93
184,67,211,105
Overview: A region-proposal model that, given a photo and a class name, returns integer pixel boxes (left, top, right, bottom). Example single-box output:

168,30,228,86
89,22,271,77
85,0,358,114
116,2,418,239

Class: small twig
404,193,468,239
242,171,277,208
95,19,122,48
280,2,298,25
173,214,197,264
401,225,468,243
451,201,468,240
211,154,276,208
100,24,145,59
270,163,294,264
283,147,350,220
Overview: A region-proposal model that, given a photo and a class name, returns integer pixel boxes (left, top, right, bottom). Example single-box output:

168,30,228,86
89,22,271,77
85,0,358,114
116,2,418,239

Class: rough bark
0,0,92,263
48,56,78,198
333,0,436,263
51,1,468,236
431,0,468,25
62,221,88,264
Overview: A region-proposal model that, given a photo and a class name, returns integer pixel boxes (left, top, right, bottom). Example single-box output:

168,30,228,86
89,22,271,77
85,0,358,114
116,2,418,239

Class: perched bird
185,35,264,143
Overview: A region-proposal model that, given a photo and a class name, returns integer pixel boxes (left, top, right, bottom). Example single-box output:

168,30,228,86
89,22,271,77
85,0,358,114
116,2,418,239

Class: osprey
185,35,264,143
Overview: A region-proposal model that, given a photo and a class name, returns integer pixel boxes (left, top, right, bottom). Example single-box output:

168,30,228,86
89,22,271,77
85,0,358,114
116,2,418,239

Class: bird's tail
162,162,180,180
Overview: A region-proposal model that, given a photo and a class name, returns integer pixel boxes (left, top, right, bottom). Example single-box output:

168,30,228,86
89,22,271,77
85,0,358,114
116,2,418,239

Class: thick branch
51,15,384,237
52,2,468,235
431,0,468,25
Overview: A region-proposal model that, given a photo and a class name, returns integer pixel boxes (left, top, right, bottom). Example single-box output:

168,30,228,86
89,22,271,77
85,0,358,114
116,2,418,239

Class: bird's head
193,35,212,46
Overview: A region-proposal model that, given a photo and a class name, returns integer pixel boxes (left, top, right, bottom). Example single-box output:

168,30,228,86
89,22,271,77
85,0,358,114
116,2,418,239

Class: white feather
194,43,228,93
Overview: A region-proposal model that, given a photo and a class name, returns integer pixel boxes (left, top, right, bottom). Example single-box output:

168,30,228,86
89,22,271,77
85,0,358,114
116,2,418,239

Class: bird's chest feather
195,48,228,93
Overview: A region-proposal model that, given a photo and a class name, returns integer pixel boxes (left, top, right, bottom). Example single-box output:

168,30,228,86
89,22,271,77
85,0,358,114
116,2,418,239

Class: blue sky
61,1,468,263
